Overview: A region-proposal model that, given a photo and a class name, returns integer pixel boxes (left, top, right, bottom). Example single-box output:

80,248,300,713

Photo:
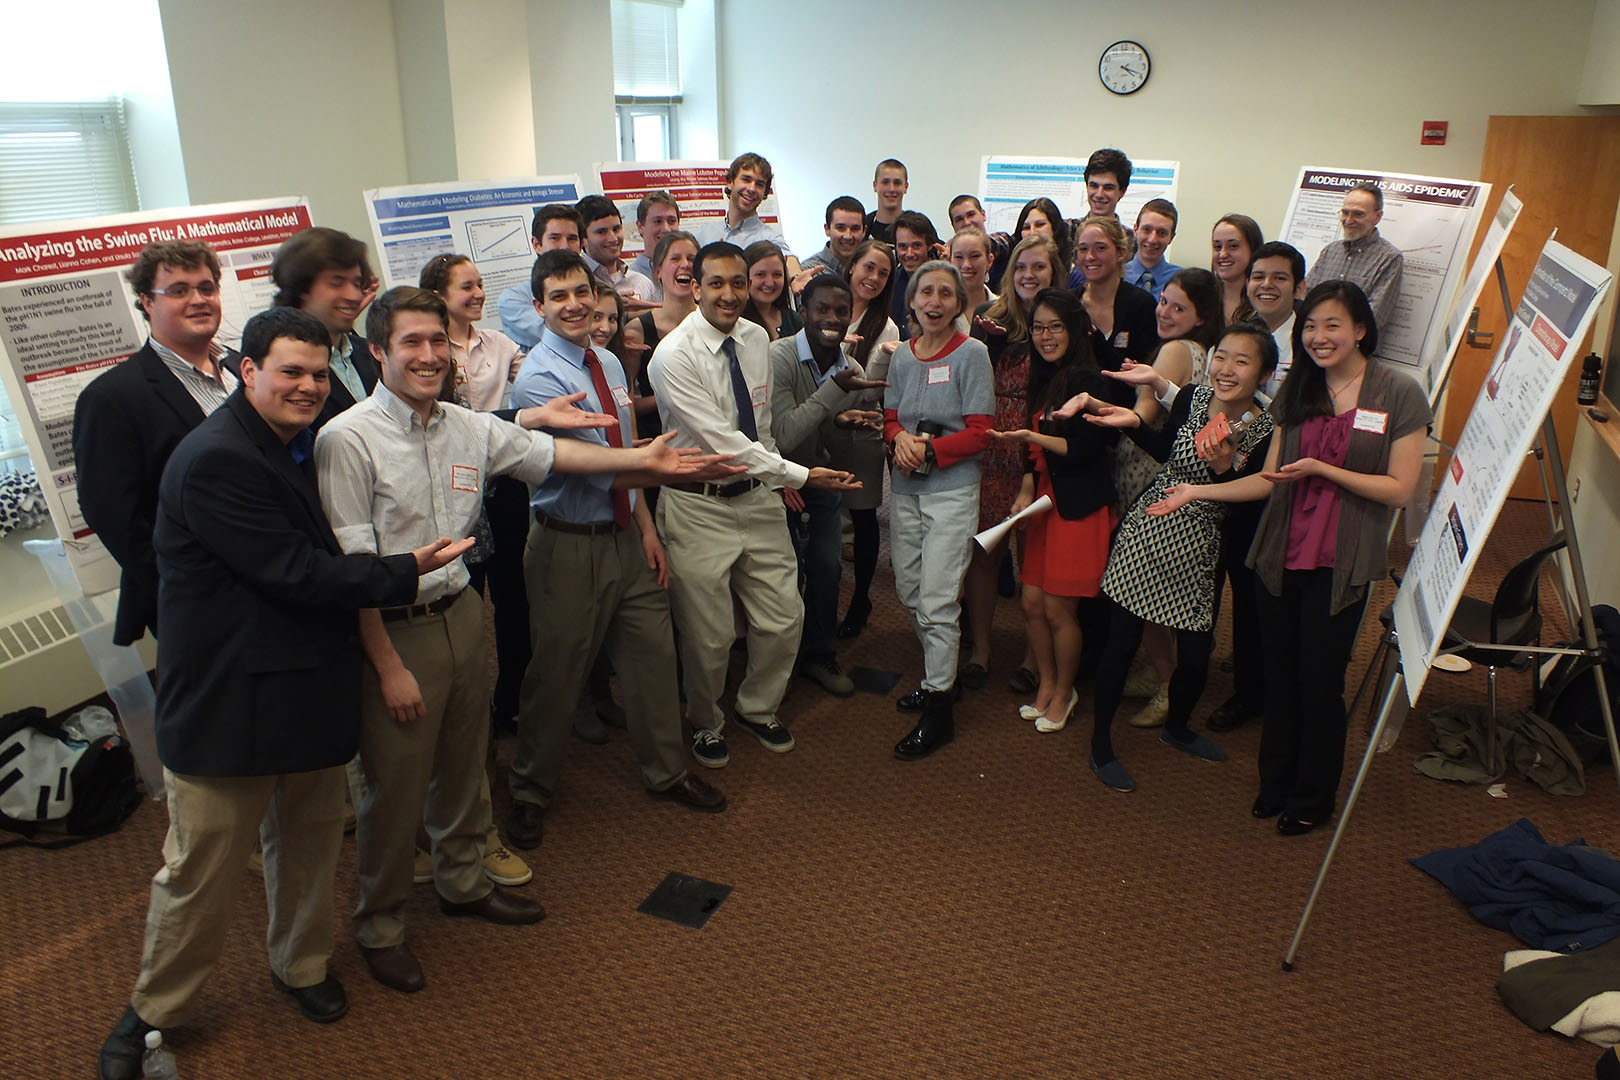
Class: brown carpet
3,499,1612,1079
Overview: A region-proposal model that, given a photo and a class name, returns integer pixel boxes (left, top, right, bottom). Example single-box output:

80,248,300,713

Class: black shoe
270,972,348,1023
897,683,960,711
895,689,955,761
1277,811,1325,836
1207,695,1262,733
98,1007,154,1080
506,801,544,850
836,597,871,639
1005,665,1039,694
1251,796,1285,820
733,712,795,753
650,774,727,812
360,943,425,993
439,887,546,924
958,662,988,690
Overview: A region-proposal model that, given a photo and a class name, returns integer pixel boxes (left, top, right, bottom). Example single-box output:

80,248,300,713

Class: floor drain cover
638,872,733,929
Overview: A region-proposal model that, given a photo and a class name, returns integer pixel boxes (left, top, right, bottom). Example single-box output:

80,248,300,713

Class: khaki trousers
657,484,803,734
511,520,685,808
353,589,490,949
130,765,345,1026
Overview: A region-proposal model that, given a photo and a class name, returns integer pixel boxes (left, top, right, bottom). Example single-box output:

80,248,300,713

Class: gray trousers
890,485,978,691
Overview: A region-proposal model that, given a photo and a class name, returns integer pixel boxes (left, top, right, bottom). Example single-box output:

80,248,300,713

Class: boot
894,688,955,761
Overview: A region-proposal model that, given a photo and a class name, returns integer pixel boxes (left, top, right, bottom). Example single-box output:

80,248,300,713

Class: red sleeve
883,408,902,447
931,414,993,469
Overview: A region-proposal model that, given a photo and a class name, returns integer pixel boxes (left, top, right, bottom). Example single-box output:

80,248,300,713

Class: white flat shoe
1035,691,1078,733
1018,703,1045,721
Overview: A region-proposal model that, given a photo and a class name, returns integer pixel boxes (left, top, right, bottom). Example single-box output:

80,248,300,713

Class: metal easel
1280,256,1620,970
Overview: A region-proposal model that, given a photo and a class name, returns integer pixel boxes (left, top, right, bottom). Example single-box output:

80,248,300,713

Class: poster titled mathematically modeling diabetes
0,197,312,595
364,175,582,330
1392,238,1612,700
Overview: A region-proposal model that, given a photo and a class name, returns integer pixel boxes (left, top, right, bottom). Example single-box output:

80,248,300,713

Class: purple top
1285,410,1356,570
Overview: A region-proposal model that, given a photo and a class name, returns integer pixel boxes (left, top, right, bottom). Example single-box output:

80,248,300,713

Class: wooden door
1441,116,1620,500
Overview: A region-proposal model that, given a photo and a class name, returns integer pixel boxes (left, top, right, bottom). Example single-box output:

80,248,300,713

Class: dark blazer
152,391,418,776
72,341,240,646
222,330,374,432
1032,364,1133,520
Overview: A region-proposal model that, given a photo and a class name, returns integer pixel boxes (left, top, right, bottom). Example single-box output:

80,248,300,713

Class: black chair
1350,533,1568,770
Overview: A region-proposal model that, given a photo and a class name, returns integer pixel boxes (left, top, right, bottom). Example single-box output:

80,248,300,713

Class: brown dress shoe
360,943,425,993
650,774,727,812
438,887,545,925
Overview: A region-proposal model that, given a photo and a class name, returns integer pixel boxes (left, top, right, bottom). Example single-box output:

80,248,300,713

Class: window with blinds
0,97,139,474
612,0,682,101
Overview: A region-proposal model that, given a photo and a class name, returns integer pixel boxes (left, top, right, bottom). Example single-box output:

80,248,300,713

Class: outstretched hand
804,466,861,491
972,314,1006,337
989,428,1037,444
412,537,477,575
1083,404,1143,429
1262,457,1326,484
526,392,615,431
1052,392,1094,419
1102,360,1162,387
831,368,888,394
1145,484,1197,517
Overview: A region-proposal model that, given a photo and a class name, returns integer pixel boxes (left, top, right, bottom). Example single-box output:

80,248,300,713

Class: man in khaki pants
98,307,471,1080
316,286,709,994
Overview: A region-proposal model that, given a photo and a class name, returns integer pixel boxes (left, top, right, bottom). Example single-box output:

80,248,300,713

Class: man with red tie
504,250,732,851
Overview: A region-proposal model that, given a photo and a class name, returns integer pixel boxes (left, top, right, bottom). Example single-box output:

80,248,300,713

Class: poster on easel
1279,167,1488,393
976,155,1179,237
596,161,786,260
1392,237,1613,702
0,197,313,596
1427,189,1524,406
363,175,582,331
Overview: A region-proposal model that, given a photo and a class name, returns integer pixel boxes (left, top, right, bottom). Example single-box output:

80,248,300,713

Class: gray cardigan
1247,359,1431,614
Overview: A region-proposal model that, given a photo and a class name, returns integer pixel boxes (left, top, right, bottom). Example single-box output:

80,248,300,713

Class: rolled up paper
973,494,1052,552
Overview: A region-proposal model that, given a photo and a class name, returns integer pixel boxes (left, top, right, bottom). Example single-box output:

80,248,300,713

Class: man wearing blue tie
1123,198,1182,301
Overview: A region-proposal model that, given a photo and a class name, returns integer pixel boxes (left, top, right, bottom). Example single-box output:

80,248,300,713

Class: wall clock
1099,40,1150,95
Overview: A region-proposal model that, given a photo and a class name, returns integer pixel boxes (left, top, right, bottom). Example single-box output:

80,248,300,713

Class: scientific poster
1279,167,1488,390
363,176,582,329
0,198,312,595
976,156,1180,236
1392,238,1612,701
1429,189,1523,405
596,161,786,259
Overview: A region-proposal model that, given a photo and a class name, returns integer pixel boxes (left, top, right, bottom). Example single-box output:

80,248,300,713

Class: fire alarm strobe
1421,121,1448,146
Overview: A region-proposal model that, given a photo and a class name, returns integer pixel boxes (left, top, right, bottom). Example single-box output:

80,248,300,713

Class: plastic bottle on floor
142,1029,179,1079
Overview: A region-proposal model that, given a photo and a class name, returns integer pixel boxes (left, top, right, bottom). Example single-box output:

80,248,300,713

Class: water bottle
142,1029,179,1079
62,705,118,742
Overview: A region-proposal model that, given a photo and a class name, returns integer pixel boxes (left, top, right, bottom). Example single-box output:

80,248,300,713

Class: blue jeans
789,487,845,666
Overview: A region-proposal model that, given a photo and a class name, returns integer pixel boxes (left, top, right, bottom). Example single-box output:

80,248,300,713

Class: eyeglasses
147,281,220,300
1030,322,1067,337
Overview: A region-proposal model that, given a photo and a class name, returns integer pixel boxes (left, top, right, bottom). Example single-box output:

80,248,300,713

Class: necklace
1328,366,1365,402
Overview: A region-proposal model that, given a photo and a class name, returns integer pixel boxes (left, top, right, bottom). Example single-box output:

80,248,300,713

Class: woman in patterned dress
1069,323,1279,793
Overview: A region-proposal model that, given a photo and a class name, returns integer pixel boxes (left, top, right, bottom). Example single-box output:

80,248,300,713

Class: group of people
74,146,1426,1079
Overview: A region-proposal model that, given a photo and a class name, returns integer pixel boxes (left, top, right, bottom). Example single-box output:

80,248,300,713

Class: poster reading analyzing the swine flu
1280,167,1488,393
597,161,786,259
0,197,312,595
364,175,583,331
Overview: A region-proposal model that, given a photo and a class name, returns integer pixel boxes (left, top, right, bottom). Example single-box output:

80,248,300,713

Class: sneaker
482,845,533,886
1089,752,1137,793
1159,728,1227,763
800,658,855,696
692,729,730,768
1128,685,1169,728
733,712,795,753
1123,656,1160,698
413,847,433,884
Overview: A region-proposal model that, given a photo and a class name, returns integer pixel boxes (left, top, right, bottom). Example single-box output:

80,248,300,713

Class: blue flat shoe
1159,729,1226,763
1088,752,1136,793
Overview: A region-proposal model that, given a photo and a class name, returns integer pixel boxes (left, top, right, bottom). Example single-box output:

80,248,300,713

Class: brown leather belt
536,513,620,536
670,477,762,498
380,590,462,623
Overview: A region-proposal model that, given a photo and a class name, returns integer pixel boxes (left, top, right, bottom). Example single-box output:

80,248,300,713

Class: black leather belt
380,590,462,623
536,513,620,536
670,477,762,498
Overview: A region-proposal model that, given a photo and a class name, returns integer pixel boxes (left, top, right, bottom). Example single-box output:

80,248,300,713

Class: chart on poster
0,198,312,595
976,156,1179,236
597,161,786,259
363,176,582,330
1279,167,1488,390
1392,237,1612,702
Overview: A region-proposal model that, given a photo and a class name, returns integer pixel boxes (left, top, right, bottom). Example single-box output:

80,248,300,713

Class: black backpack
0,706,141,847
1537,605,1620,767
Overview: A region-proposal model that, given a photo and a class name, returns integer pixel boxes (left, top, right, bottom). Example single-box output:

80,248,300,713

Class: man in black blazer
97,308,474,1080
268,226,378,430
72,240,240,646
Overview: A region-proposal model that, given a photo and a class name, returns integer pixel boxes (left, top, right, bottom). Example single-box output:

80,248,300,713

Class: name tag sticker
927,364,951,385
1112,331,1130,348
1352,408,1388,435
751,384,768,407
450,465,481,492
611,384,633,410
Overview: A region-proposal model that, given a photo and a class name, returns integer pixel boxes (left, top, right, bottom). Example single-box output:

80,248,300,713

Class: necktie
584,348,632,528
723,337,758,441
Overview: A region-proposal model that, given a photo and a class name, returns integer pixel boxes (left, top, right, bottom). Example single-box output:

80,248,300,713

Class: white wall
718,0,1602,260
157,0,411,243
527,0,617,188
